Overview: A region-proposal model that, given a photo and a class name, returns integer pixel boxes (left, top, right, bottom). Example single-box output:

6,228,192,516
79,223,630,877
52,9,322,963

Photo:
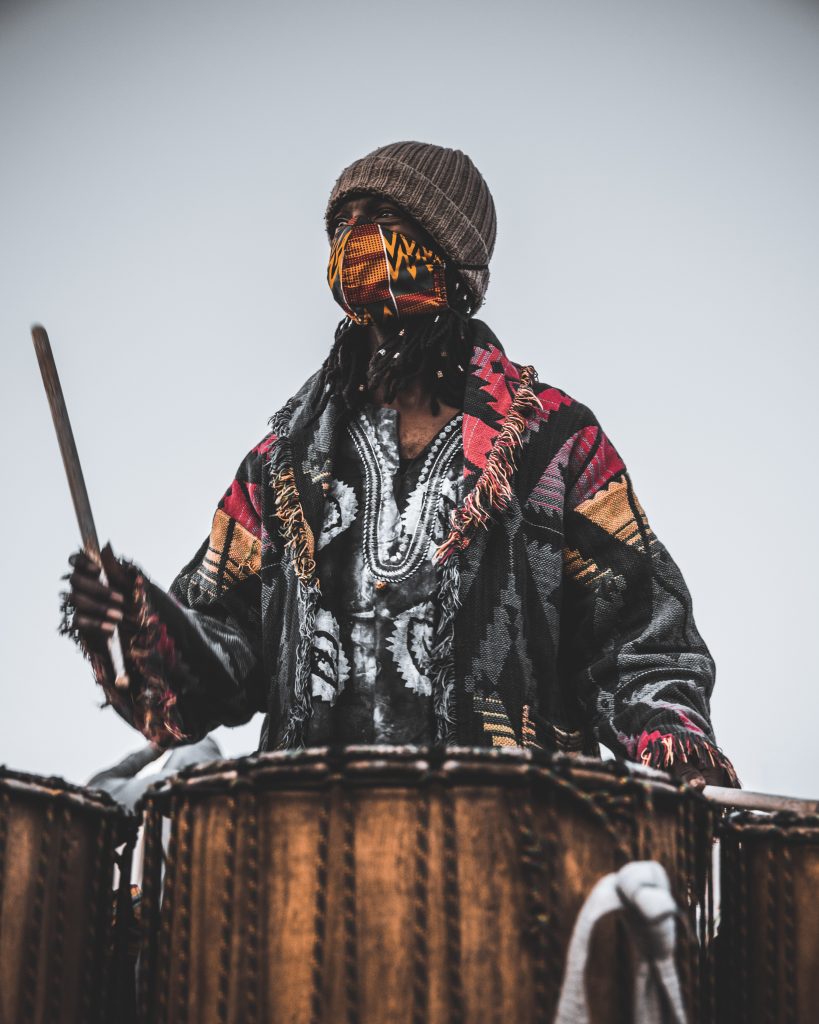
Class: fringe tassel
59,589,120,722
639,729,739,787
267,427,322,749
126,573,189,745
435,364,542,564
428,554,461,744
271,465,318,586
280,580,320,749
61,567,188,747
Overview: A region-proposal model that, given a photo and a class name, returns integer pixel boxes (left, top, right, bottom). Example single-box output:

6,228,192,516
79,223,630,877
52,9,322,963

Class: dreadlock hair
317,270,475,416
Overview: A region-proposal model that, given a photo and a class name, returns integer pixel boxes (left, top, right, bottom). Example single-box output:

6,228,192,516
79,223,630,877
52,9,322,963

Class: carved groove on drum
241,788,262,1024
137,747,717,1024
308,793,331,1024
0,768,136,1024
411,789,430,1024
137,794,163,1023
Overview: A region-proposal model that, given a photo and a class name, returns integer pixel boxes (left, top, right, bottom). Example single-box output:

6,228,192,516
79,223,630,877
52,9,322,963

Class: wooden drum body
719,811,819,1024
138,747,716,1024
0,767,136,1024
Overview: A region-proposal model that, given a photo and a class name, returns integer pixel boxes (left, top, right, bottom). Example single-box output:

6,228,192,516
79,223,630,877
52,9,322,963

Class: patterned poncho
81,320,735,781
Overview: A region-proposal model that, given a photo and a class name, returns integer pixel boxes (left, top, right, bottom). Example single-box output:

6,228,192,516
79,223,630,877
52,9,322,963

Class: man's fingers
64,547,130,653
69,550,101,577
71,591,124,620
74,614,116,635
698,765,735,789
69,568,124,605
100,543,129,590
667,759,708,790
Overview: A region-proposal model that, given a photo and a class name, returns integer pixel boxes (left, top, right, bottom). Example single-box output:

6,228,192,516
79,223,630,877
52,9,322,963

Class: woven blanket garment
77,321,733,777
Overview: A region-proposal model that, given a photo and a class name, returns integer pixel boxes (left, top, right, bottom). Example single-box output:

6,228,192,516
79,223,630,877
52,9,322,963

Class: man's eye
377,208,399,219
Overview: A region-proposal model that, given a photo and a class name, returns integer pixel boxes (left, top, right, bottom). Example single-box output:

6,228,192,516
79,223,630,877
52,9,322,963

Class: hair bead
319,308,471,416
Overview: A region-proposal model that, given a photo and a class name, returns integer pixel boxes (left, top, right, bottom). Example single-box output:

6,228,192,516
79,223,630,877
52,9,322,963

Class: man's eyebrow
332,196,401,220
331,198,363,218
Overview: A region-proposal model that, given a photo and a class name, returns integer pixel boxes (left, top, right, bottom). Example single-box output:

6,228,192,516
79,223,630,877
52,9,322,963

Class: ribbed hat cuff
325,156,490,267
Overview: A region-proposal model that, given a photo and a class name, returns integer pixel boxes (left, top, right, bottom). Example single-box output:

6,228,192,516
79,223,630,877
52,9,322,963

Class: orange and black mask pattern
327,222,449,325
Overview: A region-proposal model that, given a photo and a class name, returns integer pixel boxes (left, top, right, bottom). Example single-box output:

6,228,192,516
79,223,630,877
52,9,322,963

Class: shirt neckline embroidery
347,408,463,583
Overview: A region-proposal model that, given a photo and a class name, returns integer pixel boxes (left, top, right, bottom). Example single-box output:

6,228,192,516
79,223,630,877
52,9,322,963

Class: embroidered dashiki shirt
73,320,737,786
309,405,464,744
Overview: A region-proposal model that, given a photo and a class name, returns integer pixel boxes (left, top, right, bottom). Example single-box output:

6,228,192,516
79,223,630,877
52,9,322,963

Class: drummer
63,141,737,790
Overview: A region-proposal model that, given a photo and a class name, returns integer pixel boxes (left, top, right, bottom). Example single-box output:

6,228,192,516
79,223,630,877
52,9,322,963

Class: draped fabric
67,320,736,783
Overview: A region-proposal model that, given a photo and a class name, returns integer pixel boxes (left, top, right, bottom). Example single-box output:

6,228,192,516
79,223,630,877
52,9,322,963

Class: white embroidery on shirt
317,478,359,551
386,600,435,696
311,607,351,702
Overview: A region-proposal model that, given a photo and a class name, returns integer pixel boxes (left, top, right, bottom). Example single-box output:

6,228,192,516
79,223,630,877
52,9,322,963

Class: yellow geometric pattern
521,705,540,748
326,227,350,292
381,231,440,281
563,548,626,593
474,694,518,747
562,547,601,584
197,508,262,596
573,478,655,553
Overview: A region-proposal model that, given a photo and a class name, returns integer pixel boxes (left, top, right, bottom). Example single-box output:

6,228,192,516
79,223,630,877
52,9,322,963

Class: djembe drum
0,767,137,1024
719,810,819,1024
137,746,716,1024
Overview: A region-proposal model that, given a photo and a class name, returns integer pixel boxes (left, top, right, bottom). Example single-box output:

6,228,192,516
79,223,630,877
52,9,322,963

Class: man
64,141,736,788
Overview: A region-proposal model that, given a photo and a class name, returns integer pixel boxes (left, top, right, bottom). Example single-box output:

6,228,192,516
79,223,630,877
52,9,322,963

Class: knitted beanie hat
325,141,497,310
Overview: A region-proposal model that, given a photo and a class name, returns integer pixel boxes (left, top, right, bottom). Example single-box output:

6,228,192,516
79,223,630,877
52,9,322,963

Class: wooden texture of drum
138,747,716,1024
719,811,819,1024
0,767,136,1024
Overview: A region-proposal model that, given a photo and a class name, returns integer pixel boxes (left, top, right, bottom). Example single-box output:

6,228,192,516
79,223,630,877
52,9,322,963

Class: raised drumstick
32,324,130,690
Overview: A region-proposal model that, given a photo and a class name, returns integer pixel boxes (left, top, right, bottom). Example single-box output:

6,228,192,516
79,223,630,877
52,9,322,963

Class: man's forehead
333,192,404,214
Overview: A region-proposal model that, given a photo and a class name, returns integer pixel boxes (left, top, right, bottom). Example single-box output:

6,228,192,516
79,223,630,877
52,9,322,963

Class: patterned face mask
327,222,449,326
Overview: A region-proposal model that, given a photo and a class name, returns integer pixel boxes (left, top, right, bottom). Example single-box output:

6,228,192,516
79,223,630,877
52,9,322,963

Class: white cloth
553,860,687,1024
87,734,223,812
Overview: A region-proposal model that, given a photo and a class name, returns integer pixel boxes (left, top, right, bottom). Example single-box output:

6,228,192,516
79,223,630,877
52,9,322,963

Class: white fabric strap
553,860,687,1024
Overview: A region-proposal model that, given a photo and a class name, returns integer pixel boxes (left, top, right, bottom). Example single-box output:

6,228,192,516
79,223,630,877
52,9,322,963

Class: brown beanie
325,141,497,310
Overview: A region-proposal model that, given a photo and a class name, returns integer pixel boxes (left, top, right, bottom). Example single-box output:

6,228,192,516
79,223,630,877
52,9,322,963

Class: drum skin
137,747,716,1024
0,768,136,1024
719,812,819,1024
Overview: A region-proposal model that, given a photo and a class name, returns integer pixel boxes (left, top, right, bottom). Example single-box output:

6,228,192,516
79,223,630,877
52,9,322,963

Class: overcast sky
1,0,817,797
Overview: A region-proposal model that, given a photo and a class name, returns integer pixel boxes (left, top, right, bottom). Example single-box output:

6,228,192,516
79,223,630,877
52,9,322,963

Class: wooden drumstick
32,324,130,690
703,786,819,816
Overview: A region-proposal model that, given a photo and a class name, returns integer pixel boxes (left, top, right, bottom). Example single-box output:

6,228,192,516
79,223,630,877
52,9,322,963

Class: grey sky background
1,0,817,796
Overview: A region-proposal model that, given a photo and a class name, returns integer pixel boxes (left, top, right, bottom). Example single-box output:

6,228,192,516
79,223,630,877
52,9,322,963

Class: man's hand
65,546,125,651
668,760,733,791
